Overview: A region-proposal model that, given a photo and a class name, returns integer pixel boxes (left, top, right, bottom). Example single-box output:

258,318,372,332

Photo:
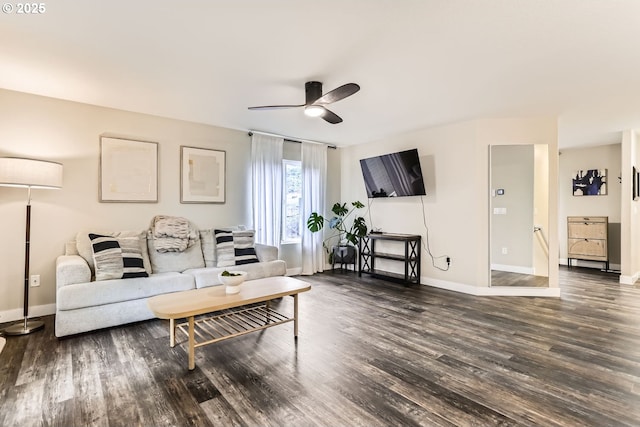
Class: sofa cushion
147,231,205,273
56,272,194,311
76,230,152,275
214,229,235,267
89,234,148,281
255,243,277,262
184,259,287,289
199,229,217,267
233,230,260,265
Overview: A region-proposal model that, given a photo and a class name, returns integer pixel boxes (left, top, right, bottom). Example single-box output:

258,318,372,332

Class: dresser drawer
567,220,607,240
568,238,607,260
567,216,607,224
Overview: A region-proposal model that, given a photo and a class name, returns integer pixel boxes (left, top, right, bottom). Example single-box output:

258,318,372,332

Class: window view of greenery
283,160,302,242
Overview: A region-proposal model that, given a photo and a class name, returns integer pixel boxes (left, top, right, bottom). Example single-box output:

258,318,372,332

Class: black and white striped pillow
214,229,235,267
233,230,260,265
89,233,149,281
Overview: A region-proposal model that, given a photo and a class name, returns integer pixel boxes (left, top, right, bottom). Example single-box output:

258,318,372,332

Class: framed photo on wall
637,168,640,201
180,146,226,203
634,166,640,201
100,136,158,202
572,168,607,196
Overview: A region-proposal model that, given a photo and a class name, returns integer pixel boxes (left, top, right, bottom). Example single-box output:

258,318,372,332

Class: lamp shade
0,157,63,189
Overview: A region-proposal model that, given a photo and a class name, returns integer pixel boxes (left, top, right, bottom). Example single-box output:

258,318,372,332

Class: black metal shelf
359,269,414,283
360,251,419,262
359,233,421,285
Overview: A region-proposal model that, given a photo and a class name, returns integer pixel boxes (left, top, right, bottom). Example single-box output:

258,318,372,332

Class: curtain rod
248,130,337,149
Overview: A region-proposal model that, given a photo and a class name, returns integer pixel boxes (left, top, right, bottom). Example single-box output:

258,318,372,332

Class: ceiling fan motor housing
305,81,323,105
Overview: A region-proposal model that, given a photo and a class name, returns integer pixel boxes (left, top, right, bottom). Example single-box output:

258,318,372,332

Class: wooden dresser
567,216,608,270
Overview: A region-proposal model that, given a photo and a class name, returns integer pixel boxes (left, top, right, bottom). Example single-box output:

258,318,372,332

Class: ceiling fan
248,81,360,124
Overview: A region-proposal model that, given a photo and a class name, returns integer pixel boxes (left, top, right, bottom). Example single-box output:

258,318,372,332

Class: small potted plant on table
306,201,368,271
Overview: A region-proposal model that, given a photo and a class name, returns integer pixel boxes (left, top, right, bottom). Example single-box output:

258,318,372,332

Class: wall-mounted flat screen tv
359,148,426,198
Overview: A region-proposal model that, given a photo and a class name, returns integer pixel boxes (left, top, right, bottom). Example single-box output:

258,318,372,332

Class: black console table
358,233,421,284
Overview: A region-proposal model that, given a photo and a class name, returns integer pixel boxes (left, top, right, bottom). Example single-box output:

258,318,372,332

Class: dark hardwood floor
1,267,639,426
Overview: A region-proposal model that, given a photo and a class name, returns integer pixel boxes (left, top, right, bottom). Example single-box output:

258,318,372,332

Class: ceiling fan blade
321,109,343,124
313,83,360,105
248,104,305,110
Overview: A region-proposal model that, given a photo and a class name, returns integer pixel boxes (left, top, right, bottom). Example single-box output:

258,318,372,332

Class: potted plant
306,201,368,267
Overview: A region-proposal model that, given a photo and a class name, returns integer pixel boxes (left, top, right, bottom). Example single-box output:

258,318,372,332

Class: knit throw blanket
151,215,198,252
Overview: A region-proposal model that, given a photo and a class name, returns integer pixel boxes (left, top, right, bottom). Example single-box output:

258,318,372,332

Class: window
282,159,302,242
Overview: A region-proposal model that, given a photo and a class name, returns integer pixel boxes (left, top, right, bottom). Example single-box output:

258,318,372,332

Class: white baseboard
0,303,56,324
491,264,535,275
619,273,639,285
422,277,561,297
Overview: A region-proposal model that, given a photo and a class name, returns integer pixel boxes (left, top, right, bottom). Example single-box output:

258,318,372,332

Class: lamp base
2,318,44,336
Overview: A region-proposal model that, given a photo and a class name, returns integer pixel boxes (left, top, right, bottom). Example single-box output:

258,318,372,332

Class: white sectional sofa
55,226,286,337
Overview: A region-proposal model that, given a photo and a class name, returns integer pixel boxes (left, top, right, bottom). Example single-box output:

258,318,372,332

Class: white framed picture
180,146,226,203
100,137,158,202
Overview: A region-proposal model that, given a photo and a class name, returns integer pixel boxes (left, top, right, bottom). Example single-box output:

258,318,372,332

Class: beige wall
0,89,255,319
558,143,622,267
533,145,550,276
341,120,478,286
340,117,559,294
490,145,535,272
0,88,563,321
478,118,559,290
621,130,640,284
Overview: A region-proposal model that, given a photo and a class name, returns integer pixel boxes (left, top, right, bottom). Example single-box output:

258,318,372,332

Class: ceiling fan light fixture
304,105,325,117
249,81,358,124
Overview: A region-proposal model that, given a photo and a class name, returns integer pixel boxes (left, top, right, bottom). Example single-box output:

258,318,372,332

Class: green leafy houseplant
306,201,368,252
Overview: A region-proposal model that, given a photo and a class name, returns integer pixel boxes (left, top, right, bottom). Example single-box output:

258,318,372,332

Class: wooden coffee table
147,276,311,370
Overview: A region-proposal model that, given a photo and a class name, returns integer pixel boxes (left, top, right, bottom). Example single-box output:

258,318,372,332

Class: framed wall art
637,168,640,201
180,146,226,203
100,136,158,202
572,168,607,196
634,166,640,201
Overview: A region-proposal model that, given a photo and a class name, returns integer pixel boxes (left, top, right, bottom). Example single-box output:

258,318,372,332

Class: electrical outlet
501,247,508,255
30,274,40,287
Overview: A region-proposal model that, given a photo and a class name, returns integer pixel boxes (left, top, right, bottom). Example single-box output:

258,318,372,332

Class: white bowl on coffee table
218,271,247,294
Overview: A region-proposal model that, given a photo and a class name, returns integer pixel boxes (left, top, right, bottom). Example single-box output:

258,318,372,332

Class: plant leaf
332,202,348,217
352,201,365,209
345,232,358,245
307,212,325,232
352,216,368,237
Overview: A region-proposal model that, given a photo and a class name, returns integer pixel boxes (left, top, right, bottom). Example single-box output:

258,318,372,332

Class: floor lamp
0,157,63,335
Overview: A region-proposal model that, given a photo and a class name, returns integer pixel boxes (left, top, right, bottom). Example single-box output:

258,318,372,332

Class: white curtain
301,141,327,275
251,133,284,247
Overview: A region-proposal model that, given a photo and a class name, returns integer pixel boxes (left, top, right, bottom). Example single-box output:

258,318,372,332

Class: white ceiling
2,0,640,148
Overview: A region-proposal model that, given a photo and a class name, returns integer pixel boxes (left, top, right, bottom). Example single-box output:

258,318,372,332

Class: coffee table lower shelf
173,304,292,346
169,303,296,370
